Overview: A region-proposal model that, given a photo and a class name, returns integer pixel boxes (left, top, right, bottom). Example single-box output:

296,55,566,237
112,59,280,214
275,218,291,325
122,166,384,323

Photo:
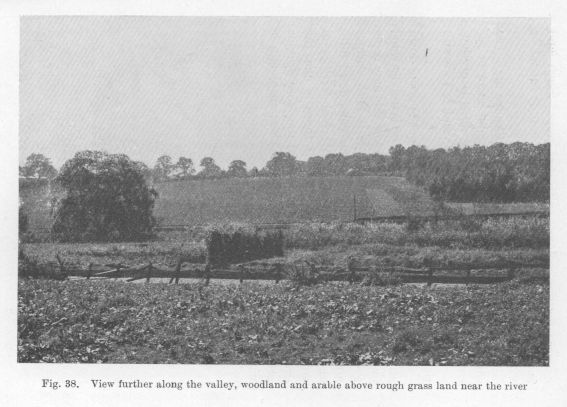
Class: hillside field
21,176,436,231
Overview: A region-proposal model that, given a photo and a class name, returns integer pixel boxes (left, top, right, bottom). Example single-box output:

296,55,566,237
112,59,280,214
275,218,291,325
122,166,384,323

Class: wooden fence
23,254,549,286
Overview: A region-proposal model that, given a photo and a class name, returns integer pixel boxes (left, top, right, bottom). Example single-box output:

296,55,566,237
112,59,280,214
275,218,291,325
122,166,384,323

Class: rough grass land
18,215,549,365
21,217,549,270
18,279,548,365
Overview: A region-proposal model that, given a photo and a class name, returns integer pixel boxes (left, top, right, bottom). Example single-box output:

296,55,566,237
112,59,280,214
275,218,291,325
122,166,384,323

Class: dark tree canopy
152,155,174,181
392,142,550,203
227,160,247,178
52,151,158,242
265,152,298,177
198,157,222,178
175,157,195,179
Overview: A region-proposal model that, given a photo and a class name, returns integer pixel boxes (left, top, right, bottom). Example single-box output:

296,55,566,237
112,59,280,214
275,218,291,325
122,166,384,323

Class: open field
154,176,436,225
18,279,548,365
20,176,438,231
18,215,549,365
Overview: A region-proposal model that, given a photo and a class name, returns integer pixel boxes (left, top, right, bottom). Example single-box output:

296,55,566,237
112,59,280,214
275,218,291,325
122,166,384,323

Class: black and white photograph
16,16,550,366
16,16,550,367
3,2,567,405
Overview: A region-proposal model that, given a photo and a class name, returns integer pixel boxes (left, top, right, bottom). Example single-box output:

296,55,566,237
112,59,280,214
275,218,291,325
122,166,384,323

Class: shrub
206,228,284,266
52,151,157,242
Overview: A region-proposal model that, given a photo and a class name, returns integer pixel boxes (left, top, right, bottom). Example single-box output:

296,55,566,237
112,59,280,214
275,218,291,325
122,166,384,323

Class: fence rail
23,254,549,286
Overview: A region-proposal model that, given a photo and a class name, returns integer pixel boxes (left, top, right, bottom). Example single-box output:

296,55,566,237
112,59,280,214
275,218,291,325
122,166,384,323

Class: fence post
146,262,152,284
238,264,244,284
55,254,68,280
204,262,211,286
348,258,356,284
507,269,516,281
275,263,282,284
466,269,471,286
87,263,92,280
170,256,182,284
175,257,182,285
427,268,433,287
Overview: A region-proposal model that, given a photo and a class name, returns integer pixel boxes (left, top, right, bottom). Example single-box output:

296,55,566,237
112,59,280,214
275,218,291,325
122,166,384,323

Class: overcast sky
20,17,549,169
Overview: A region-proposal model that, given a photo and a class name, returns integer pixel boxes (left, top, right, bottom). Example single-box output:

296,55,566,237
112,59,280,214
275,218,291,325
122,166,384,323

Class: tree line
20,141,549,203
389,142,549,203
148,152,391,181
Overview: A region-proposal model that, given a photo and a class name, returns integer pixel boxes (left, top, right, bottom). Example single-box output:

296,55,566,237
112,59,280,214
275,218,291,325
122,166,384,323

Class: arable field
18,279,548,365
18,216,549,365
154,176,437,225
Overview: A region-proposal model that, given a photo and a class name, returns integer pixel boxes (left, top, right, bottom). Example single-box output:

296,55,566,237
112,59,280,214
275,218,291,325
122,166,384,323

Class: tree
306,156,325,176
321,153,347,176
153,155,174,181
227,160,248,178
198,157,222,178
175,157,195,179
388,144,406,172
52,151,158,242
20,153,58,179
265,152,298,177
135,161,153,183
388,142,550,203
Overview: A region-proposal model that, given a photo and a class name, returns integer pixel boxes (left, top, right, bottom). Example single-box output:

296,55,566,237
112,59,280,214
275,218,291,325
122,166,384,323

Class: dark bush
206,229,284,266
52,151,157,242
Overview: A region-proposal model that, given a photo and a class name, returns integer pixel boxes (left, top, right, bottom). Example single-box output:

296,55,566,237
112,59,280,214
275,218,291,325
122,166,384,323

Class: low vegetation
18,214,549,366
20,216,549,269
285,216,549,250
17,279,548,365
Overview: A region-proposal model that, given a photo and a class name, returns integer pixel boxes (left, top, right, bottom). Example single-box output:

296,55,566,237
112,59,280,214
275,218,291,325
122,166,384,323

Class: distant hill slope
153,176,415,225
20,176,436,230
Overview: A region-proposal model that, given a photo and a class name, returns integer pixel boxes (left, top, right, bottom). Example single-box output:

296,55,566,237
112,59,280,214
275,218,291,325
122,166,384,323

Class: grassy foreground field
18,279,548,365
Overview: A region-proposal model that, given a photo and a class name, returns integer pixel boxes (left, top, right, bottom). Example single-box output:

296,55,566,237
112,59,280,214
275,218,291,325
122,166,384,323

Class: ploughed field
18,216,549,365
